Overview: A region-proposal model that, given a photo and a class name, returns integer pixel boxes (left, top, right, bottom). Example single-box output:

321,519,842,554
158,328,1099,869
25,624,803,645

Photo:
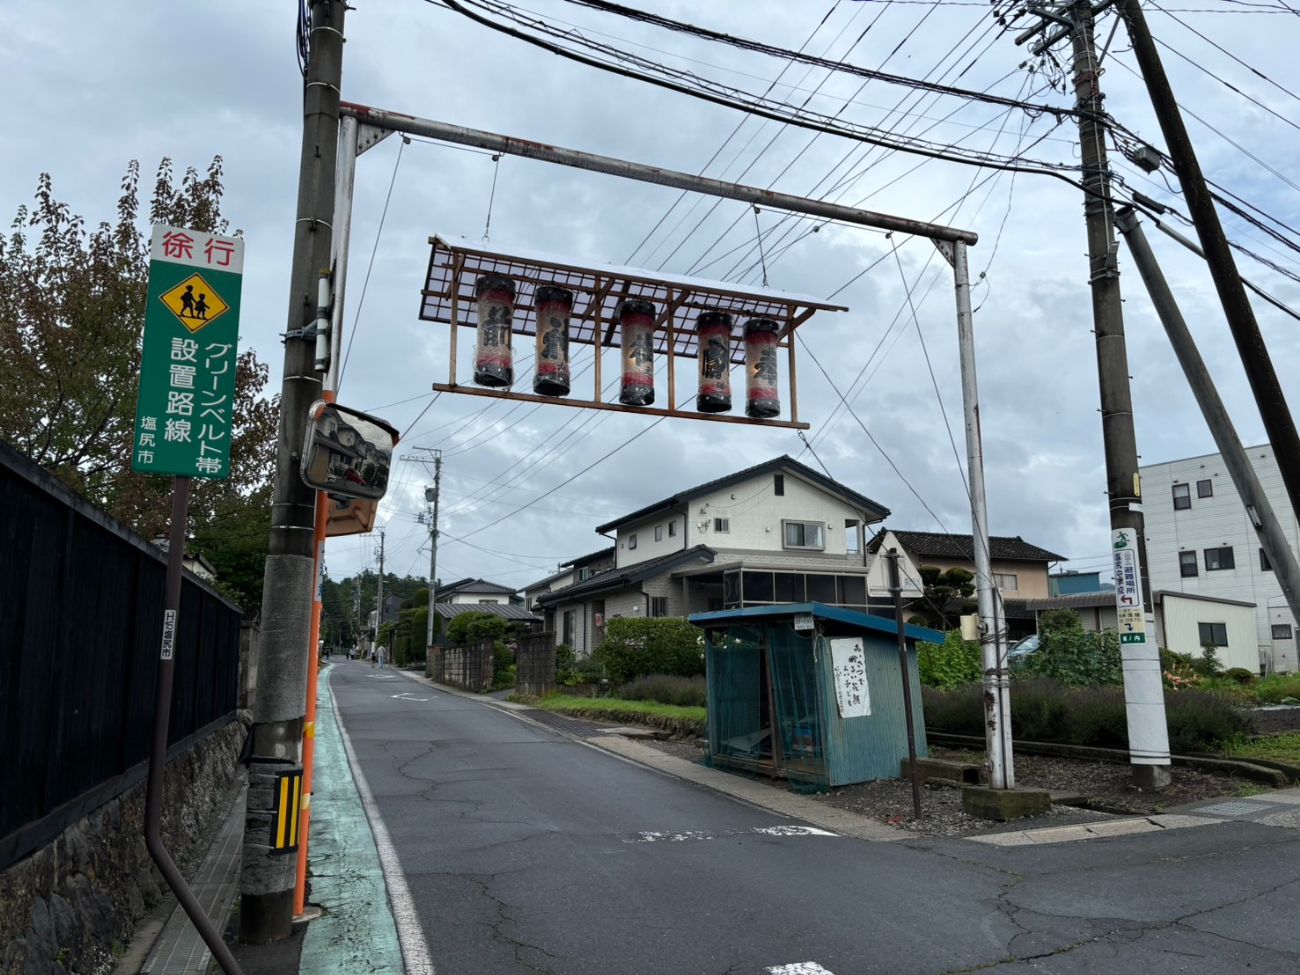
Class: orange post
294,388,335,917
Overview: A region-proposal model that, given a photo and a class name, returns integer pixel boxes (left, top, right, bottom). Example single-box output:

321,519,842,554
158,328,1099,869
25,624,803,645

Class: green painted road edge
298,667,406,974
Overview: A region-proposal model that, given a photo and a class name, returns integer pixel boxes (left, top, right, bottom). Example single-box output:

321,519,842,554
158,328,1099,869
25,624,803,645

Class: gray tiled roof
868,529,1066,563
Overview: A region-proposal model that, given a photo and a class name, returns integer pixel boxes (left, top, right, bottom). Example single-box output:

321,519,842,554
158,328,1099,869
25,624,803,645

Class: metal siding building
1154,592,1259,673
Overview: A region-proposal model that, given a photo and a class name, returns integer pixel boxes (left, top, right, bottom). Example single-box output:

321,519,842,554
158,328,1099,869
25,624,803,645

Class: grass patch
1226,732,1300,767
528,694,706,738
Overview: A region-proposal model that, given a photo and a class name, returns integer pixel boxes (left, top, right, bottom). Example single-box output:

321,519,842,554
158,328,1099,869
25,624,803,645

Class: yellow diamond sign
159,273,230,333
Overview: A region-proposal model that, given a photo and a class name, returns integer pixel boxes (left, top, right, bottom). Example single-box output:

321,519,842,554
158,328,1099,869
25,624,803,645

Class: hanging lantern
744,317,781,418
473,273,515,387
533,285,573,397
618,298,656,406
695,311,732,414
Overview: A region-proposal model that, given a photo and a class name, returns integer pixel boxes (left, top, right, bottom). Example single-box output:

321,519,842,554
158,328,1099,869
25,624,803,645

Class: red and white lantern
474,273,515,388
744,317,781,418
533,285,573,397
618,298,656,406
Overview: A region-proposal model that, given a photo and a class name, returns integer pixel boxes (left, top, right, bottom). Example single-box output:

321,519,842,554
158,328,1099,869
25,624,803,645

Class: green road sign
131,224,244,479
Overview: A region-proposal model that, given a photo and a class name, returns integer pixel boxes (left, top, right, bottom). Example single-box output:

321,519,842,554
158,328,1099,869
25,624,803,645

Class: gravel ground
639,738,1263,837
1251,705,1300,735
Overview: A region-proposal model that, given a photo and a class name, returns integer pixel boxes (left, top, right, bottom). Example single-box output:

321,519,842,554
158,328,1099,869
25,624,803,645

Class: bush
1018,611,1122,686
924,678,1253,752
917,631,981,689
594,618,705,683
1222,667,1257,685
448,612,508,646
1254,674,1300,705
492,640,515,689
555,643,577,684
618,674,707,708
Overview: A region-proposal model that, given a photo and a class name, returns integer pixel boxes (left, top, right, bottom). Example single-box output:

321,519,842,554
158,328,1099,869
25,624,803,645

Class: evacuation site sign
131,224,244,479
1112,528,1146,645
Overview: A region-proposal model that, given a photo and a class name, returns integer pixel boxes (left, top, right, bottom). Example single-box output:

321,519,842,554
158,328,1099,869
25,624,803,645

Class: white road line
767,963,836,974
629,825,837,843
334,678,436,975
391,692,430,702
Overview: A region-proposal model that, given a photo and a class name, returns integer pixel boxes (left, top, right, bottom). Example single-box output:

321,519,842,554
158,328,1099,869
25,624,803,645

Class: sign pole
886,550,923,820
143,478,243,974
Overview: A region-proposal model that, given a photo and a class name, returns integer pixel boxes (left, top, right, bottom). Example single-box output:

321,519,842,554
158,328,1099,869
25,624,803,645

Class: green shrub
924,678,1253,752
573,653,608,685
448,612,508,646
1018,611,1122,686
917,631,981,689
594,618,705,683
492,640,515,689
618,674,707,708
1252,674,1300,705
555,643,577,684
1222,667,1258,685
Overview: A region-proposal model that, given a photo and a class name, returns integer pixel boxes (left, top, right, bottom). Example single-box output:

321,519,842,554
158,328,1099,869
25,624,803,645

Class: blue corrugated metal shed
690,603,935,790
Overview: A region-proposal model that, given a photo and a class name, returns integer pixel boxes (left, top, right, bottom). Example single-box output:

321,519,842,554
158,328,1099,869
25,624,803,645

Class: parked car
1007,633,1040,666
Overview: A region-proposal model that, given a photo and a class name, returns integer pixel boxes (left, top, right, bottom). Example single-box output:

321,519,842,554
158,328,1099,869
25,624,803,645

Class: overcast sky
4,0,1298,590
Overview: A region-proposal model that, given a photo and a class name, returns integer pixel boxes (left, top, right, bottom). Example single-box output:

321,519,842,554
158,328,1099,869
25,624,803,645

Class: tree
0,158,278,613
907,565,976,631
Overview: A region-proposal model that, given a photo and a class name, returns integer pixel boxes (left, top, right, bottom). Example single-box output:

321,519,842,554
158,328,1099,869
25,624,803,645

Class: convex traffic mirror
300,401,399,500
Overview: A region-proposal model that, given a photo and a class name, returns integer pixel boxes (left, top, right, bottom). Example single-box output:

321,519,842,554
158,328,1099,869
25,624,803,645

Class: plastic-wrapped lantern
533,285,573,397
695,311,732,413
744,317,781,418
473,273,515,388
618,298,656,406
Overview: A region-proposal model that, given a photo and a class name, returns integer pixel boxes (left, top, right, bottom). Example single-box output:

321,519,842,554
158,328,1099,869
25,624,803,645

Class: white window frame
713,517,730,534
782,519,825,551
993,572,1019,592
628,533,638,550
650,596,668,618
1172,483,1191,510
655,525,663,542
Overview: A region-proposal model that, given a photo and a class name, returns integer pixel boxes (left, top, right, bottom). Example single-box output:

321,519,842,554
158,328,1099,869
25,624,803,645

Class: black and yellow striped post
271,768,304,855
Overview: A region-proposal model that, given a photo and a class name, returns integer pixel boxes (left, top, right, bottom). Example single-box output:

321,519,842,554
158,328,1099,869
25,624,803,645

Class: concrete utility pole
1117,0,1300,526
1115,207,1300,648
376,528,386,648
1019,0,1170,789
240,0,345,943
426,453,442,650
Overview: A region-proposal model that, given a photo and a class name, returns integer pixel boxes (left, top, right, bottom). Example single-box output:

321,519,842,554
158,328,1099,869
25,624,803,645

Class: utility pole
1115,206,1300,659
1019,1,1170,789
240,0,345,944
404,447,444,651
353,575,361,649
376,528,386,651
1117,0,1300,525
886,550,923,820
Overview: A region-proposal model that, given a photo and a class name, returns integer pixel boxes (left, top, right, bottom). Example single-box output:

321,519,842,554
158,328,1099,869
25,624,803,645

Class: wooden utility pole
240,0,345,943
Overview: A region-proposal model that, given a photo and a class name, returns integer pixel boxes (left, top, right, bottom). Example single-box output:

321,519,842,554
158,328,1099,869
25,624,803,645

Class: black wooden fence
0,441,242,870
427,637,495,692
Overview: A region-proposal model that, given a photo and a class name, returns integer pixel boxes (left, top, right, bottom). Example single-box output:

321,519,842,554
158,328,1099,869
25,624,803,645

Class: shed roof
560,547,616,568
431,603,539,621
689,602,943,644
595,455,889,535
868,529,1066,563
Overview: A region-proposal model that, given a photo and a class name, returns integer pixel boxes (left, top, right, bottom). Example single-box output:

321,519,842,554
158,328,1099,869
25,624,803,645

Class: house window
650,596,668,618
1273,624,1294,640
628,533,637,550
1179,551,1198,578
1261,548,1273,572
1197,622,1228,647
668,520,676,538
774,474,785,496
714,517,730,534
1172,483,1191,510
783,520,824,550
1197,478,1213,498
655,525,663,542
1204,546,1234,571
578,567,593,581
562,610,575,647
993,572,1019,592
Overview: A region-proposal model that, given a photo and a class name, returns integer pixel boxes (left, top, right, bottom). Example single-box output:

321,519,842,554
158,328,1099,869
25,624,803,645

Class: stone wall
0,714,250,975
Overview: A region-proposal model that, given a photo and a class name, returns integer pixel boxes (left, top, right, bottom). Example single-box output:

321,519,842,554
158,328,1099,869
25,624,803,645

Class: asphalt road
329,662,1300,975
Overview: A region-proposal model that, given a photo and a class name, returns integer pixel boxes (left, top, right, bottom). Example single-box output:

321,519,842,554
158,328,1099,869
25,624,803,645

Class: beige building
865,529,1065,601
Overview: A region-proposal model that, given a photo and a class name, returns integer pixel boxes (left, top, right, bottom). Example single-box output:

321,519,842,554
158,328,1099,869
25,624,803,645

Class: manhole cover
1195,799,1278,817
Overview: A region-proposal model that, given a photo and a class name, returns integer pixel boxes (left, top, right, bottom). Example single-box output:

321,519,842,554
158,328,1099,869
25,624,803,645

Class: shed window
628,533,637,550
1179,551,1198,578
774,474,785,496
1172,483,1191,510
783,520,824,550
668,520,676,538
1198,622,1228,647
1204,546,1234,571
1273,624,1294,640
655,525,663,542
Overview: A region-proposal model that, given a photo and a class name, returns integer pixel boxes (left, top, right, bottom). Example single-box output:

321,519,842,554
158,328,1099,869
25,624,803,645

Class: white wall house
435,578,520,606
538,456,891,655
1141,444,1298,673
